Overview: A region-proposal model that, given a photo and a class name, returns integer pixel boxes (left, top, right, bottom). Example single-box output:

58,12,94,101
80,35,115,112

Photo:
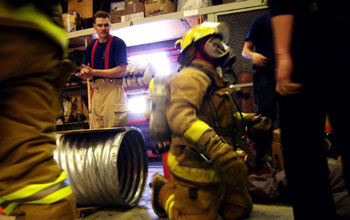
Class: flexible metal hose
54,127,148,207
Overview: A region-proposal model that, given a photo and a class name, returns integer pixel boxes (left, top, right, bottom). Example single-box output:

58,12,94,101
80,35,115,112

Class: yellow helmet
175,39,182,51
178,22,229,65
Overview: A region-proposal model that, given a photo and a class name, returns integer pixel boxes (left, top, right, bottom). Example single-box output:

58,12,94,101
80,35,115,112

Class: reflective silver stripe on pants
0,179,69,209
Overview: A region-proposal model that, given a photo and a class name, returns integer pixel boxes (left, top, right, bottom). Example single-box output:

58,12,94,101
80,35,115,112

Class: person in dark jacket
242,12,277,171
268,0,350,219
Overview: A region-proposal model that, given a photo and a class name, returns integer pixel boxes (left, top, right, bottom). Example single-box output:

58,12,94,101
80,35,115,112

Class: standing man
76,11,128,128
269,0,350,219
242,12,276,170
0,0,76,219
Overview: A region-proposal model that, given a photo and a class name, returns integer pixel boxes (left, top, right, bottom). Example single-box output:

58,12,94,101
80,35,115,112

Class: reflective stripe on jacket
168,152,221,183
0,171,73,215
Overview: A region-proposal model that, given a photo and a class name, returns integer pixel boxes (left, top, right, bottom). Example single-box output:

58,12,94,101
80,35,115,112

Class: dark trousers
253,68,278,121
279,18,350,219
252,68,277,168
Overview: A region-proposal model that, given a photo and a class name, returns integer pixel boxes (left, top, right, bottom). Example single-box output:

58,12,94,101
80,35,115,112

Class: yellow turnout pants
90,78,128,128
0,27,76,220
158,176,252,220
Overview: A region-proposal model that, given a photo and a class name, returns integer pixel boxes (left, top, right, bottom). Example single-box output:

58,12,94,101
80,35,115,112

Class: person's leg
252,71,276,170
103,83,127,128
90,82,105,129
0,28,76,219
279,92,336,220
218,184,253,220
253,70,277,120
153,175,224,220
327,20,350,192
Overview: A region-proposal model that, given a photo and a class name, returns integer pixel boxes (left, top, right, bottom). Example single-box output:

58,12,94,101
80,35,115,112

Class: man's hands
275,54,302,95
251,52,268,67
75,63,94,79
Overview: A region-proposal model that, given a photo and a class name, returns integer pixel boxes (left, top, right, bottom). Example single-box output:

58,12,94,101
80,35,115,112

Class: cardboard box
110,10,126,23
177,0,212,11
121,12,145,22
144,0,175,17
125,0,145,15
111,1,126,11
62,13,77,32
68,0,103,18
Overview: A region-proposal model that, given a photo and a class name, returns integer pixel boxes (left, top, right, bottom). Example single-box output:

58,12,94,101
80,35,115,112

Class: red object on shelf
162,152,171,179
127,119,149,125
0,206,5,214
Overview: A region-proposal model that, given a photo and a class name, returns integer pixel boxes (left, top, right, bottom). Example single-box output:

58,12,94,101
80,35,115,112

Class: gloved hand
248,116,273,143
198,130,249,186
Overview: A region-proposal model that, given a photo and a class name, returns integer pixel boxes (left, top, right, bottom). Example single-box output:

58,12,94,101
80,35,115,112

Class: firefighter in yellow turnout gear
151,22,269,220
0,1,77,219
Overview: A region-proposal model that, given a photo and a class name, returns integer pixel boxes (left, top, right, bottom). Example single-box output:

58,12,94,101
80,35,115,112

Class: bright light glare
110,20,186,47
129,52,171,75
202,22,220,28
128,95,147,113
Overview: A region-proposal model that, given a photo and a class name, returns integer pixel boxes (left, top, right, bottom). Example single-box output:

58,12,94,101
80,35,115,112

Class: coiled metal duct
54,127,148,207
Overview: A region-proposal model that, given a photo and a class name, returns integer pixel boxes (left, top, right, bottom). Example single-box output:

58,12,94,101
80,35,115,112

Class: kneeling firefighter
151,22,270,220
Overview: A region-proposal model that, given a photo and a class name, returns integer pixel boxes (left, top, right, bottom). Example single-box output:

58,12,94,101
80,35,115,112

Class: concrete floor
0,159,293,220
81,160,294,220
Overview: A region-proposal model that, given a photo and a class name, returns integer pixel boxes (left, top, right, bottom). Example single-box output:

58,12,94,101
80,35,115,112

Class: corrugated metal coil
54,127,148,207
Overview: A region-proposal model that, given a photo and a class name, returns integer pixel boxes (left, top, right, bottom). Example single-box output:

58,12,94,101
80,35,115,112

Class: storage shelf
67,0,267,48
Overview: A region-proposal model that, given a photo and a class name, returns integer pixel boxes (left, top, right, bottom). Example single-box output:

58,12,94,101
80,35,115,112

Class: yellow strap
167,153,220,183
148,78,155,94
233,112,250,120
184,120,211,144
165,194,175,220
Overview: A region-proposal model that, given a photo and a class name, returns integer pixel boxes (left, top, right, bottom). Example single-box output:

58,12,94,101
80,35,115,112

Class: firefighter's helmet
178,22,230,65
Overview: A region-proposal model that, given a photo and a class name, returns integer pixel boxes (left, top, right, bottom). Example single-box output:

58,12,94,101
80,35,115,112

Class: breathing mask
202,36,236,68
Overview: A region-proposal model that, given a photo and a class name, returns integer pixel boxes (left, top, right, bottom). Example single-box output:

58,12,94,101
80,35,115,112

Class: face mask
204,36,229,59
203,36,236,68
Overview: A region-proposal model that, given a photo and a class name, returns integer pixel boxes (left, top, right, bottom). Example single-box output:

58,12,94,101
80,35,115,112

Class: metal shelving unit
67,0,267,48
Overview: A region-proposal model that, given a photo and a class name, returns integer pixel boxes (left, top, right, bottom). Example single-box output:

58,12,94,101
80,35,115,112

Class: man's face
93,17,111,39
